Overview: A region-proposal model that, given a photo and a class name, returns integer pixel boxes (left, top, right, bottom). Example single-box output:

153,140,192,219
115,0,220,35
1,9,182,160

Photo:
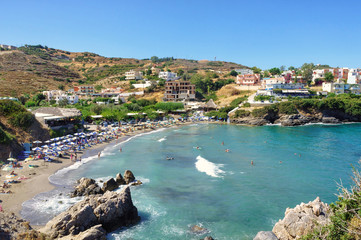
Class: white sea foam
158,137,166,142
195,155,225,178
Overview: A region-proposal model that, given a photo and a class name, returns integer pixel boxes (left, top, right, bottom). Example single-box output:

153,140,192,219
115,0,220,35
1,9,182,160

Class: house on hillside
159,71,177,81
73,86,94,95
0,44,17,50
236,74,261,85
322,81,361,95
235,69,253,75
32,107,82,131
43,90,79,104
125,70,143,80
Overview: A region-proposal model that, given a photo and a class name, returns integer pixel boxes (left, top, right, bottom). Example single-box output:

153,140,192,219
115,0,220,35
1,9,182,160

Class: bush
242,102,251,108
155,102,184,111
0,100,25,116
277,102,298,115
9,112,35,130
234,109,251,118
0,127,14,144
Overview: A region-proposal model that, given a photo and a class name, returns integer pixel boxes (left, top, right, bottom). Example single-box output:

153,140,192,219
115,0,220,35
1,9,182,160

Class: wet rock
115,173,126,185
130,180,142,186
191,225,208,235
58,224,107,240
253,231,278,240
40,187,140,238
202,237,215,240
102,178,118,192
71,178,103,197
322,116,341,124
123,170,135,184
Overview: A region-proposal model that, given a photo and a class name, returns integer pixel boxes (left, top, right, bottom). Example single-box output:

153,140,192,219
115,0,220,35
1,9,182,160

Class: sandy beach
0,122,190,220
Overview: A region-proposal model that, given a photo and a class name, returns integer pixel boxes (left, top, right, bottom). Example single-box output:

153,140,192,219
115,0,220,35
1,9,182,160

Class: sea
21,123,361,240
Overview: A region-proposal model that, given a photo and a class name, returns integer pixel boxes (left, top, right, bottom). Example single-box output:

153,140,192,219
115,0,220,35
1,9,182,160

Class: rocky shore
231,110,360,126
254,197,331,240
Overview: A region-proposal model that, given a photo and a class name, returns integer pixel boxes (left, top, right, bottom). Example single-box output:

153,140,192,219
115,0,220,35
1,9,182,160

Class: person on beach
74,154,77,162
98,152,101,158
70,154,73,161
120,147,122,152
79,156,81,162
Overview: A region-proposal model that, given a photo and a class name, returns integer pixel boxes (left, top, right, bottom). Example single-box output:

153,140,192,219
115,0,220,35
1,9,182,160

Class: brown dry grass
215,84,256,107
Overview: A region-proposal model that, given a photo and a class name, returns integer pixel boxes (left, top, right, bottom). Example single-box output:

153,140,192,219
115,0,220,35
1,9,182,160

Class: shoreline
0,121,191,222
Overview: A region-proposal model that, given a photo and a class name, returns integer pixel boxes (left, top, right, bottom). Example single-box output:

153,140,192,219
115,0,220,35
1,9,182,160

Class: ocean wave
158,137,166,142
114,128,167,147
195,155,225,178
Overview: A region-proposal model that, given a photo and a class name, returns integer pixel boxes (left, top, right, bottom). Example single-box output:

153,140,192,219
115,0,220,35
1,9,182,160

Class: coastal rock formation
272,197,330,240
0,212,34,240
115,173,126,185
275,114,318,126
59,225,107,240
123,170,135,184
253,231,278,240
202,237,215,240
322,116,341,124
190,225,209,235
40,187,140,239
102,178,118,192
230,117,270,126
71,177,103,197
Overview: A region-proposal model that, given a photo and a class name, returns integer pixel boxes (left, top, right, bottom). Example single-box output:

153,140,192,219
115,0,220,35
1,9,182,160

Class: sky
1,0,361,69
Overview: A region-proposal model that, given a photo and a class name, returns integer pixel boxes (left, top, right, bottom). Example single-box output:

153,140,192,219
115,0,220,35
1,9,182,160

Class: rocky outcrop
254,231,278,240
40,187,140,239
0,212,35,240
230,117,270,126
190,225,209,235
101,178,118,192
322,116,341,124
71,178,103,197
123,170,135,184
271,197,330,240
202,237,215,240
275,114,319,126
115,173,126,185
59,225,106,240
71,170,141,197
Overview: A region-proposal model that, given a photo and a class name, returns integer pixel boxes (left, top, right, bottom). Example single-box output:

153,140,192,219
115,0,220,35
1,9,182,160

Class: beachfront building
257,82,309,96
32,107,82,131
73,86,95,95
125,70,143,80
236,74,261,85
164,80,196,101
159,71,177,81
43,90,79,104
347,69,361,84
322,82,361,95
235,69,254,75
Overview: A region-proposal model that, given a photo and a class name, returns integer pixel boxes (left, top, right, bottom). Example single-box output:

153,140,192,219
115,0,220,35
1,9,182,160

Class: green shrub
0,100,25,116
234,109,251,118
9,112,35,130
155,102,184,111
243,102,251,108
277,102,298,115
0,127,14,144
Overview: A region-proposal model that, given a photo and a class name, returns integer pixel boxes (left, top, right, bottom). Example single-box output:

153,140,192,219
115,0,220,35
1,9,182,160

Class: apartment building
159,71,177,80
164,80,196,101
73,86,95,95
236,74,261,85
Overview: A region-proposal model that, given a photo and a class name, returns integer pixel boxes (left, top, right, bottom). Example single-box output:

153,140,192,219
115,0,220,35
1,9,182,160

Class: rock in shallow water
101,178,118,192
253,231,278,240
123,170,135,184
40,187,140,239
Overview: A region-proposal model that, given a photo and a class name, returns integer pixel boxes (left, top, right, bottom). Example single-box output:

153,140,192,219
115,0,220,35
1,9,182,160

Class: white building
132,80,153,89
261,77,286,89
43,90,79,104
235,69,253,75
322,82,361,95
257,82,308,96
347,69,361,84
125,70,143,80
159,71,177,81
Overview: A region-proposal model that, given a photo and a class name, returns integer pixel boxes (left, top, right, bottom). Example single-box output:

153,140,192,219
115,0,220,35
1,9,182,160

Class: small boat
166,157,174,160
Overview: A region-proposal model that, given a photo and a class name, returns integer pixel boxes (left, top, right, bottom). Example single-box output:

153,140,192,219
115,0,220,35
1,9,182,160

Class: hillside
0,100,50,161
0,45,248,97
0,50,80,96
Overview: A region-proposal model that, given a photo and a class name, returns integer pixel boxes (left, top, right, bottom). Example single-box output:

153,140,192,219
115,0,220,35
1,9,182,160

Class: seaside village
1,57,361,238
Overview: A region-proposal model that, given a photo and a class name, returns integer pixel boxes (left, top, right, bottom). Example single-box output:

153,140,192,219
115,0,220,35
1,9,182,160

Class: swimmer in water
251,160,254,165
98,152,101,158
225,149,230,152
196,146,200,150
221,141,224,145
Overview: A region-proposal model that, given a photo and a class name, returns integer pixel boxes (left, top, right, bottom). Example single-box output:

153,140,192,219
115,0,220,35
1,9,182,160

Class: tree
263,71,270,78
230,70,238,77
32,93,46,106
269,67,281,76
280,65,286,72
177,69,184,76
251,66,262,74
150,56,159,63
58,98,68,107
301,63,315,85
324,72,334,82
145,68,152,75
288,66,296,71
58,84,65,90
94,84,103,91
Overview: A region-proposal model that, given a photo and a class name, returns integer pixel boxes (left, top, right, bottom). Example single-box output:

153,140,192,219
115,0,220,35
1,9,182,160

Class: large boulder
115,173,126,185
254,231,278,240
272,197,330,240
71,178,103,197
123,170,135,184
102,178,118,192
59,225,106,240
40,187,140,238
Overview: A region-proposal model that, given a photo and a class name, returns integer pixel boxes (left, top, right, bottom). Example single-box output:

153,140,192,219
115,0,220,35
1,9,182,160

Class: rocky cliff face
254,197,331,240
40,187,140,239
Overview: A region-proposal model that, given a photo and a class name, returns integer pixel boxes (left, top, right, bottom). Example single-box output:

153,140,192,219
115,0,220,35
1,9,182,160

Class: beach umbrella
45,140,52,143
42,145,49,148
33,147,42,151
33,140,42,147
67,134,73,138
70,142,75,145
74,133,80,136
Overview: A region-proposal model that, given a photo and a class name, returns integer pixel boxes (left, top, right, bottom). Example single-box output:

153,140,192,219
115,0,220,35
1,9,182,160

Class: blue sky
1,0,360,69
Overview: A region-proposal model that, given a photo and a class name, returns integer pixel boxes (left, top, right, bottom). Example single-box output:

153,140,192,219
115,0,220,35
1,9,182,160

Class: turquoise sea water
22,123,361,239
